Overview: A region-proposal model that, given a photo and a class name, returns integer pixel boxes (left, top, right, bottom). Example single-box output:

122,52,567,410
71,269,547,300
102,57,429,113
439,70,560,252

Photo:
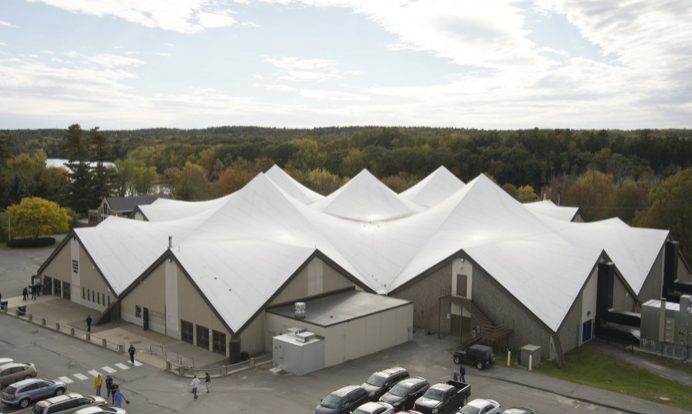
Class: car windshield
459,406,481,414
387,384,410,397
4,385,17,393
422,388,445,401
366,374,387,387
32,404,45,414
321,394,345,409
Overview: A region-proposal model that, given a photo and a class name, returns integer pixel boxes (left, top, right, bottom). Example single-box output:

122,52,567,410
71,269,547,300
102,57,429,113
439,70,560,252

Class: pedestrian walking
94,374,103,396
105,375,113,398
459,364,466,382
31,284,37,300
86,315,92,332
205,372,210,393
112,388,128,408
128,344,136,363
35,282,41,297
22,286,28,301
452,370,458,382
110,383,119,405
190,375,200,399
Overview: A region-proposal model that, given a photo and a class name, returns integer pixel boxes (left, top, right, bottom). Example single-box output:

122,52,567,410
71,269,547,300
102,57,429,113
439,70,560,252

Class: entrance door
143,307,149,331
43,277,52,295
181,320,194,344
451,314,471,337
62,282,70,300
456,274,468,297
582,319,593,343
54,279,61,297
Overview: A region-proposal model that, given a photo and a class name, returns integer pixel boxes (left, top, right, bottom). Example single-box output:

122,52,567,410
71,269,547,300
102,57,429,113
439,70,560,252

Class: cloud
62,51,144,68
0,20,19,28
27,0,240,33
263,56,344,82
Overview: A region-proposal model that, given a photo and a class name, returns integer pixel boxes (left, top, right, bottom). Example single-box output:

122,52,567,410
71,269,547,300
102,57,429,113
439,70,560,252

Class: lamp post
0,207,10,241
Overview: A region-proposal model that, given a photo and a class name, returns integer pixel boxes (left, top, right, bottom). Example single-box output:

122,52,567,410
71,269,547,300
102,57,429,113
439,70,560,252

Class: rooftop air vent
295,302,306,319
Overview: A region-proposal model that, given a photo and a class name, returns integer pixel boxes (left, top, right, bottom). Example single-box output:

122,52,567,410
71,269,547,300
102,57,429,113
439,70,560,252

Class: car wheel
476,362,483,370
55,388,65,396
453,356,461,364
20,398,31,408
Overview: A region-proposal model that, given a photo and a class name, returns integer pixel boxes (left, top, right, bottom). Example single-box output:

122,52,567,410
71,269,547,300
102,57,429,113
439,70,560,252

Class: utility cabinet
519,344,541,368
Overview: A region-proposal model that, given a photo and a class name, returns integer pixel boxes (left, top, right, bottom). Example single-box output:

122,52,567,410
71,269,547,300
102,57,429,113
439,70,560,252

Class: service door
143,307,149,331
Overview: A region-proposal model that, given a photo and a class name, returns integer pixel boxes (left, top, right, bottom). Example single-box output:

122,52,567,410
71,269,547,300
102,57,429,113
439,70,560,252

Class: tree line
0,125,691,262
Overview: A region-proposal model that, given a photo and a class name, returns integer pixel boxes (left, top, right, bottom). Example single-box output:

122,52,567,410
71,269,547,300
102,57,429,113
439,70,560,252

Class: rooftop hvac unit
295,331,316,343
288,327,307,336
295,302,306,319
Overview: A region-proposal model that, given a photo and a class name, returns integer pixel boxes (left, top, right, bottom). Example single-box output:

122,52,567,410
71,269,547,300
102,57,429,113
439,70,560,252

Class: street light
0,207,10,241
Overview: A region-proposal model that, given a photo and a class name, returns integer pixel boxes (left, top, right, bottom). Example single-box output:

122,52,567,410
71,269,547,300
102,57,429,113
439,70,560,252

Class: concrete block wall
393,263,453,334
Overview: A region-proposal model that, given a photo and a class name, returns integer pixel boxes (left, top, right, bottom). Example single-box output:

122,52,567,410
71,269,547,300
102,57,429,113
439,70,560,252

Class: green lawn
499,345,692,410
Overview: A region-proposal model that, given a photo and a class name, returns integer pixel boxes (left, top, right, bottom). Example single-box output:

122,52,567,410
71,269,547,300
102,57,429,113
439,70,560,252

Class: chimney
168,236,172,249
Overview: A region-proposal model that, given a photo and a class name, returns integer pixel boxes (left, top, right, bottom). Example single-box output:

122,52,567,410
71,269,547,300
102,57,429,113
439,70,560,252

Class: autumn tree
562,169,614,221
174,162,211,201
604,179,649,223
8,197,70,239
633,168,692,262
516,185,538,202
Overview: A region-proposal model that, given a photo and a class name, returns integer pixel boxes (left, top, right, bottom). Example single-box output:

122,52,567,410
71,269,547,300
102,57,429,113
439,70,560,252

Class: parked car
500,408,537,414
314,385,369,414
362,367,410,401
0,359,13,366
413,381,471,414
353,401,396,414
31,393,106,414
458,398,501,414
452,345,496,370
1,378,67,408
0,363,37,387
74,406,128,414
379,376,430,411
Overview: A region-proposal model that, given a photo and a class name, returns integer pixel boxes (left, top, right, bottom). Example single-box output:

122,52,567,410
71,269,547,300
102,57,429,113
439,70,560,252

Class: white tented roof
69,166,669,333
524,199,580,222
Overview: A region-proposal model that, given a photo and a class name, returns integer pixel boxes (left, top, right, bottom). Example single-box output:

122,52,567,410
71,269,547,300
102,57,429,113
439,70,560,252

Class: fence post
529,355,533,371
70,327,75,335
221,365,227,375
28,314,33,322
42,318,46,326
250,357,255,368
86,333,90,341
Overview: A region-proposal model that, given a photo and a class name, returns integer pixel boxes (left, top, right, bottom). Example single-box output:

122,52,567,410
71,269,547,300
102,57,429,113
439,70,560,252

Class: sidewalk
1,295,233,374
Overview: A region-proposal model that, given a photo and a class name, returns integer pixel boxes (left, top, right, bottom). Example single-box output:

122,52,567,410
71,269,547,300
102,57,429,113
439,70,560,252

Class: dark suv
452,344,495,370
314,385,369,414
361,367,410,401
379,376,430,411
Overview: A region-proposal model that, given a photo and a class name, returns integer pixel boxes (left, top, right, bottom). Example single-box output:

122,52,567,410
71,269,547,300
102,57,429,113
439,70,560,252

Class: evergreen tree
5,173,30,207
62,124,96,215
89,127,113,199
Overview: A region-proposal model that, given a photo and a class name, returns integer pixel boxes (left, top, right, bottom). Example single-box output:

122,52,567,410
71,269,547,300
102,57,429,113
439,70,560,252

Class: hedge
7,237,56,248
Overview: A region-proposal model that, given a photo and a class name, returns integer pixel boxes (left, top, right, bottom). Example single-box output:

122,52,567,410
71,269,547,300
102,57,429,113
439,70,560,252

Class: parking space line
58,376,74,384
102,366,116,373
73,373,89,380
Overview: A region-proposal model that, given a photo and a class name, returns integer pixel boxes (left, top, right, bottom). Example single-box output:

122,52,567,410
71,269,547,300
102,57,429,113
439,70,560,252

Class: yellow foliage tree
8,197,70,239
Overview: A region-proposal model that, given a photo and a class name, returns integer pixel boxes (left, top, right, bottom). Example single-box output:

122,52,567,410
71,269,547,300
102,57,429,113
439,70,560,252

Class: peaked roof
400,166,466,207
310,169,423,220
106,195,173,212
265,165,324,204
62,165,670,334
524,199,580,222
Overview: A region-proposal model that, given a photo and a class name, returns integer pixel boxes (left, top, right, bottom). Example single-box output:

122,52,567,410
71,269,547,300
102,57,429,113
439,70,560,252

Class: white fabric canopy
73,166,669,333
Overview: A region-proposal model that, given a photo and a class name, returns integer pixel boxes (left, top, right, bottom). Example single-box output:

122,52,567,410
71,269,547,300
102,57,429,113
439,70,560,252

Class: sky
1,0,691,130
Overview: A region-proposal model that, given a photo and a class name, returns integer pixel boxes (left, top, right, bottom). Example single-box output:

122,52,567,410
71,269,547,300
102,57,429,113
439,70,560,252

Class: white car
74,406,128,414
353,401,396,414
458,398,501,414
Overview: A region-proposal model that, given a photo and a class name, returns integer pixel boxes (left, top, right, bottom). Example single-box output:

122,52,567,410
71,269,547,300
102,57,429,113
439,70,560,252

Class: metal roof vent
295,302,306,319
295,331,316,343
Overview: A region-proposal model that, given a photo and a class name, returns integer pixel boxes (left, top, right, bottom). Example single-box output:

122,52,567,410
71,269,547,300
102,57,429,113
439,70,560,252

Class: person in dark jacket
86,315,92,332
105,375,113,398
128,344,136,363
22,286,28,301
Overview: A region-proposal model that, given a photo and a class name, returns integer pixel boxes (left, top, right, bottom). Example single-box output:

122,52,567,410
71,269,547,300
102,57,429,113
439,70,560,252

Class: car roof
332,385,363,396
502,408,535,414
467,399,497,408
395,377,427,387
357,402,393,413
469,345,492,352
428,383,453,391
74,406,113,414
379,367,407,376
7,378,51,387
43,393,86,404
0,362,32,370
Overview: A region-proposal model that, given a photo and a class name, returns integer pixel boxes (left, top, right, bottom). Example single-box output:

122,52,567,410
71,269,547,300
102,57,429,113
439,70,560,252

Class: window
71,260,78,274
82,288,85,299
97,292,100,305
135,305,141,318
212,330,226,355
87,290,90,301
92,290,95,303
108,296,110,306
196,324,210,349
181,320,194,344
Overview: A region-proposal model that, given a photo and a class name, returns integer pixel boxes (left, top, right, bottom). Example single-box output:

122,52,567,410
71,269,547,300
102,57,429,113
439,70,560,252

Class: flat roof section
267,290,411,327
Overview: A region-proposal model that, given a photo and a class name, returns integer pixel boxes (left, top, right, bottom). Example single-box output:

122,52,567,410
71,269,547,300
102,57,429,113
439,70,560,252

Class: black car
362,367,410,401
452,344,495,370
379,376,430,411
314,385,369,414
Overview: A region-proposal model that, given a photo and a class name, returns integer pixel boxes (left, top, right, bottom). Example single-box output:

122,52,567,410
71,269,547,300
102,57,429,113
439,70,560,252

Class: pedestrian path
57,360,143,384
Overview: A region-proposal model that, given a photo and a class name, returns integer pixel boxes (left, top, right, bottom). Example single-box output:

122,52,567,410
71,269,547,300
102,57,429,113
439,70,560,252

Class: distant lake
46,158,116,170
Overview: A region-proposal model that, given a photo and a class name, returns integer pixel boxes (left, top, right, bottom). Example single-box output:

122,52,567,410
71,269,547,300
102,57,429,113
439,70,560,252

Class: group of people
189,373,211,399
452,364,466,382
21,282,42,301
94,374,128,407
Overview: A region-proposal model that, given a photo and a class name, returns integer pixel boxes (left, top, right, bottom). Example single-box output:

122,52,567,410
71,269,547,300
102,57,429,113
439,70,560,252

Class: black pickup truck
413,380,471,414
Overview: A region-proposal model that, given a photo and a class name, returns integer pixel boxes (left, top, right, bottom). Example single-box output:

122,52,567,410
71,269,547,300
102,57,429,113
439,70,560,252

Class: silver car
31,393,107,414
74,406,127,414
0,363,37,387
2,378,67,408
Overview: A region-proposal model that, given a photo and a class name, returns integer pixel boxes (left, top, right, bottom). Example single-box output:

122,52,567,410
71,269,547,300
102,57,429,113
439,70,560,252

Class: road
0,315,632,414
